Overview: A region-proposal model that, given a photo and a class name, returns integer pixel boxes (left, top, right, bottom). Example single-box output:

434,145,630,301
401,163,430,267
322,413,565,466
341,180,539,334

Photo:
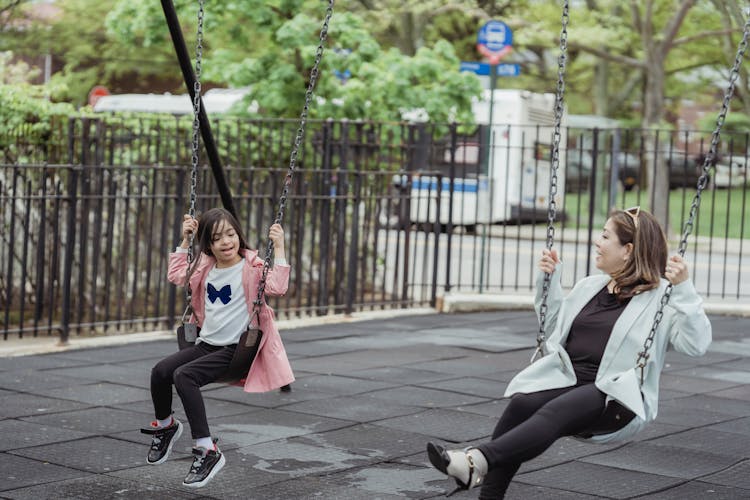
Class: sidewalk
1,310,749,499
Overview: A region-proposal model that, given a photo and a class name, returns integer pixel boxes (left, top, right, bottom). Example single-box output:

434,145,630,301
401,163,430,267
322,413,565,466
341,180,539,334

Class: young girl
141,208,294,488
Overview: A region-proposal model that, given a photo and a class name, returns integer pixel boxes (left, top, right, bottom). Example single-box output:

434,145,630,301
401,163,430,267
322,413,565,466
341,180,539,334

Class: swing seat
575,400,636,440
176,326,263,384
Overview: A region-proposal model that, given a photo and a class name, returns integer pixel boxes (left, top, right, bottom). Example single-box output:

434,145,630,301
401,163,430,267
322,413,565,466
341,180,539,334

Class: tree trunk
642,58,671,232
593,59,610,115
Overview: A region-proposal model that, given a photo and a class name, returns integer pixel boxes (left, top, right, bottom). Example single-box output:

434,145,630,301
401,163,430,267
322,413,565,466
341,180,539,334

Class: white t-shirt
198,260,248,346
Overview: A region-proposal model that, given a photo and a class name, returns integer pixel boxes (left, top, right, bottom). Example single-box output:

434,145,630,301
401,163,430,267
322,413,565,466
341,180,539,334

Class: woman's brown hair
608,207,668,300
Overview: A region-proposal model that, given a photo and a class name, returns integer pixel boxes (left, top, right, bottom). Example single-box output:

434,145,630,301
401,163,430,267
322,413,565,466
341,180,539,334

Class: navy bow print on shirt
207,283,232,304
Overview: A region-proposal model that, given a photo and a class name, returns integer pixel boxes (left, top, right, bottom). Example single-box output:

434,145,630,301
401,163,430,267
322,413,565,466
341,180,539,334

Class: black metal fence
2,115,748,340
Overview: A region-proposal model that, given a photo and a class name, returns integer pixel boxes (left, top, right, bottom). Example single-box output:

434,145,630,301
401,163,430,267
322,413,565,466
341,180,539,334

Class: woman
427,207,711,498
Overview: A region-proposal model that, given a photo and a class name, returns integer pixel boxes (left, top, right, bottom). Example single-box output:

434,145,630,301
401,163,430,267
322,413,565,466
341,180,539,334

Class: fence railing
2,116,748,340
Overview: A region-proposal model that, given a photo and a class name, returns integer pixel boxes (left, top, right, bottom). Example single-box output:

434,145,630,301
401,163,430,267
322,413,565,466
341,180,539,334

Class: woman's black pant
150,342,237,439
476,384,608,499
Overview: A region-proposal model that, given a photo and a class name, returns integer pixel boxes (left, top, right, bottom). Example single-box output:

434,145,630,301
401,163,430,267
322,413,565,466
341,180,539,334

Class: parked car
713,157,748,188
564,151,639,193
667,153,703,189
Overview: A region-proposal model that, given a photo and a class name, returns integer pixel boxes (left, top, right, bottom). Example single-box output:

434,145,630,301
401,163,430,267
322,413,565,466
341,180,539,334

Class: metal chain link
182,0,205,319
635,15,750,384
532,0,569,363
251,0,334,326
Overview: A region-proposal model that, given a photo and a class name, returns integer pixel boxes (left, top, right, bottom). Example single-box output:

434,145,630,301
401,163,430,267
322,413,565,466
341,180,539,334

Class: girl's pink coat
168,249,294,392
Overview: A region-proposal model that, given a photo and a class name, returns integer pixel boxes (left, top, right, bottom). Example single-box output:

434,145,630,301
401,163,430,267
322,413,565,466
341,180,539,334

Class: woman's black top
565,285,631,384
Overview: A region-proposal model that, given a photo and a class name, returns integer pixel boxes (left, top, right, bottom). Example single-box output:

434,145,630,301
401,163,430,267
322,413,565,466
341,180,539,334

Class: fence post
60,118,80,345
585,128,599,277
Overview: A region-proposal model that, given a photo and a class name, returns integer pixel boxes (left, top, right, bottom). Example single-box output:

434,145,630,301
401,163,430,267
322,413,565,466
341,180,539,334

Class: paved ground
1,310,749,499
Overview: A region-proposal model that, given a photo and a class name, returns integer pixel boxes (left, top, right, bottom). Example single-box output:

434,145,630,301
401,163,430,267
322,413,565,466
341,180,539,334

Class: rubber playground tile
287,374,398,396
233,438,377,478
206,407,354,449
505,482,608,500
0,453,91,492
0,370,91,392
291,423,435,460
52,343,171,364
707,415,750,436
1,474,201,500
515,460,684,499
415,329,533,353
629,421,687,442
9,436,147,473
282,339,365,357
20,406,145,434
0,419,94,451
346,365,454,384
700,459,750,490
665,349,742,366
653,403,738,427
711,384,750,401
290,351,393,374
661,393,750,417
239,474,408,500
421,376,509,399
31,382,151,406
455,398,510,418
40,363,149,388
408,355,509,378
517,437,621,474
281,394,422,423
325,462,448,498
671,365,750,385
579,441,737,479
0,393,90,419
658,373,742,394
365,385,489,409
649,427,750,458
375,408,497,443
203,384,335,408
633,480,750,500
0,354,90,372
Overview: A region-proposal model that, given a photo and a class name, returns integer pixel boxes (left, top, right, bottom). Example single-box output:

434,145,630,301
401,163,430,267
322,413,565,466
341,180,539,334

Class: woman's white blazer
504,267,712,442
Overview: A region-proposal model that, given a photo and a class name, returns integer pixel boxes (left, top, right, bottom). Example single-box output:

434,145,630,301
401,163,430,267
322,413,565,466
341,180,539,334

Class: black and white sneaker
182,445,225,488
140,418,183,465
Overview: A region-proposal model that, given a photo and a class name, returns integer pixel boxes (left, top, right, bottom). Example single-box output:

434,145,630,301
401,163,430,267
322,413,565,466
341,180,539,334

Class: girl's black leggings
476,384,608,499
150,342,237,439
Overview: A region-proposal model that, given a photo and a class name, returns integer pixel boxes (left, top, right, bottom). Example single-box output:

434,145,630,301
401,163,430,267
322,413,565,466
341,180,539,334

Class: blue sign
460,62,520,77
477,20,513,56
496,63,520,76
460,61,491,76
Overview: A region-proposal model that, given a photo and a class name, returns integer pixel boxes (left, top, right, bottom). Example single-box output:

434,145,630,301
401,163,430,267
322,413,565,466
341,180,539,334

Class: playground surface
1,310,749,499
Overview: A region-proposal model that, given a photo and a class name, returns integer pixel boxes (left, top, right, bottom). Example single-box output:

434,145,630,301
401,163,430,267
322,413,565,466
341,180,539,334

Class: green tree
105,0,483,123
4,0,181,105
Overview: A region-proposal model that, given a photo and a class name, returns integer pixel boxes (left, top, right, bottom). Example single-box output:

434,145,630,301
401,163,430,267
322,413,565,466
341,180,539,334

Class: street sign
460,62,520,77
495,63,520,77
460,61,491,76
477,20,513,63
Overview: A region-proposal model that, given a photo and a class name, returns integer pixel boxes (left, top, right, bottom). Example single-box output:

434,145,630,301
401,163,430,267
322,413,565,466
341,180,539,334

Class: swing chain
636,14,750,385
534,0,569,363
184,0,205,307
252,0,334,322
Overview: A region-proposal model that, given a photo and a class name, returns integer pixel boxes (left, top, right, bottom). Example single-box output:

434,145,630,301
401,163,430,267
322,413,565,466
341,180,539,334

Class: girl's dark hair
195,207,250,256
608,208,668,300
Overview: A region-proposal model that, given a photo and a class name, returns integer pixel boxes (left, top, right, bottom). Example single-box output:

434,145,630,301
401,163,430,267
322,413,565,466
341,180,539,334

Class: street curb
439,291,750,317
